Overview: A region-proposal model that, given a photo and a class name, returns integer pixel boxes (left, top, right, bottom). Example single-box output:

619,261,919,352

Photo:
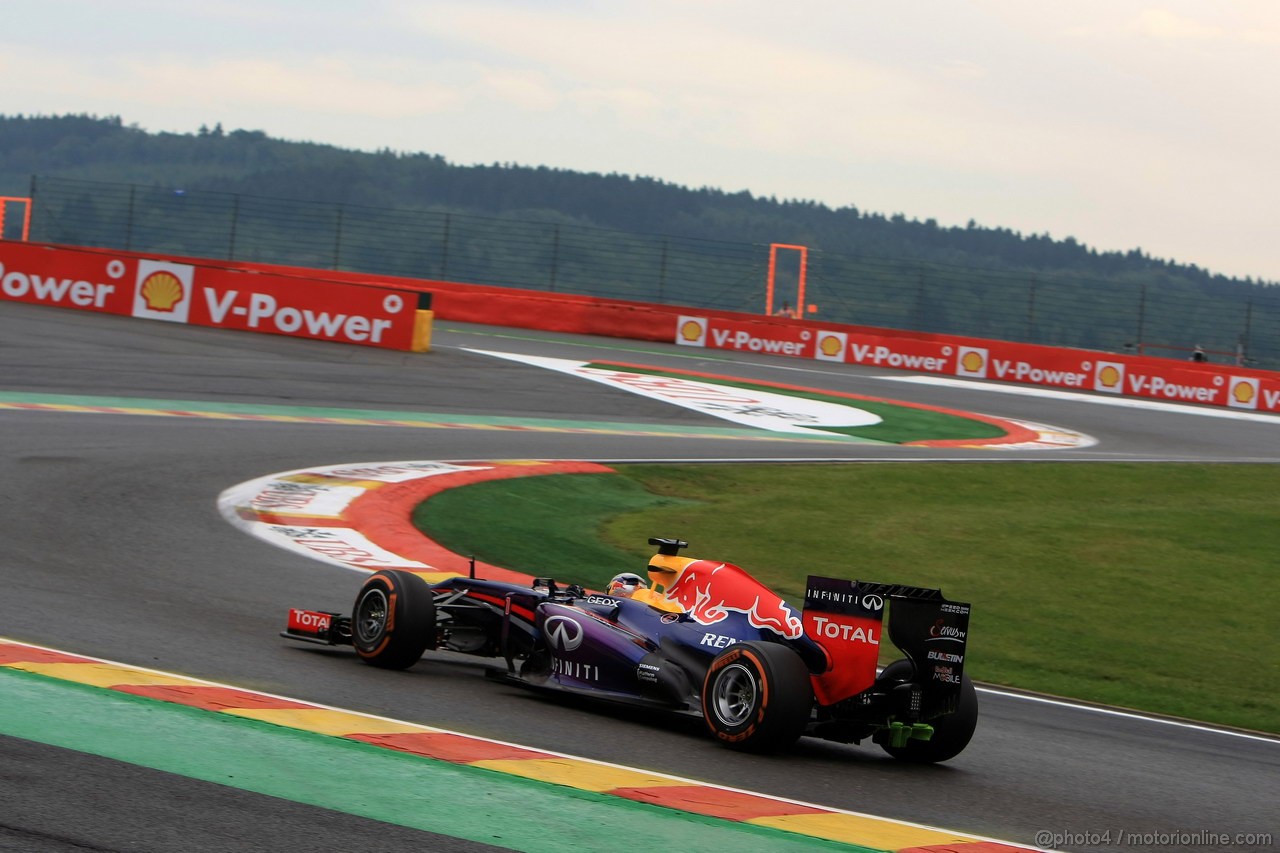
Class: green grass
413,473,698,575
413,463,1280,734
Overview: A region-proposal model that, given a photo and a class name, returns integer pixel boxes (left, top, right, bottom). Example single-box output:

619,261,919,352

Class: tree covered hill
2,113,1269,291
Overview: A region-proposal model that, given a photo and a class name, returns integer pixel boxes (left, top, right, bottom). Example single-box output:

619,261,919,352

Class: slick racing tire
876,658,915,686
878,665,979,764
352,570,436,670
701,642,813,752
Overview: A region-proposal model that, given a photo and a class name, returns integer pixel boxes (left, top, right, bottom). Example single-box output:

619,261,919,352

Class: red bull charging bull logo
662,559,804,639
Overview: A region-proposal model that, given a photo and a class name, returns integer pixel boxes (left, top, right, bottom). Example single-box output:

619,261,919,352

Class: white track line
975,685,1279,744
885,375,1280,424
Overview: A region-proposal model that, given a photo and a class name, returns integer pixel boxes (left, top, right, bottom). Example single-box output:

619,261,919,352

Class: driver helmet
607,572,648,598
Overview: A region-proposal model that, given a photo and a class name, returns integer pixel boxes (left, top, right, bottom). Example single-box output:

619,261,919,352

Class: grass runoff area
416,463,1279,734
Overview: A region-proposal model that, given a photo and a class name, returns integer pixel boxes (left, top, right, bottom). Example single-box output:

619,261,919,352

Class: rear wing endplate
803,577,969,710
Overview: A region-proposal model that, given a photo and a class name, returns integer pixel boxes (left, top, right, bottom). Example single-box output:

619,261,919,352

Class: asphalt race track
1,301,1277,852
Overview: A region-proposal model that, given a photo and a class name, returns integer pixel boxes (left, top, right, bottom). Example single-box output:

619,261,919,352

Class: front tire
352,570,436,669
701,642,813,752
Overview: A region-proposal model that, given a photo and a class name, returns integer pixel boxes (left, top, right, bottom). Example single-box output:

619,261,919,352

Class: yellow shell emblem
819,335,843,357
1232,381,1255,404
961,351,984,372
1098,365,1121,388
680,319,703,342
141,271,184,312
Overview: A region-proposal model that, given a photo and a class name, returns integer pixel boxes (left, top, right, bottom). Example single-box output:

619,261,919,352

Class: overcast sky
5,1,1278,281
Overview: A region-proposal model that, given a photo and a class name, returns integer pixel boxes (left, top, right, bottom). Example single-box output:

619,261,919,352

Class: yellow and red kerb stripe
0,638,1035,852
231,460,614,583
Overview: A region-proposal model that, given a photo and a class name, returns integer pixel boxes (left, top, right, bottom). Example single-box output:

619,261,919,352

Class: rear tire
352,570,436,670
701,642,813,752
879,671,978,763
876,658,914,686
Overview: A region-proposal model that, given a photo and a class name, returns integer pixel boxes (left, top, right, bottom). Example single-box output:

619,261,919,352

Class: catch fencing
22,175,1279,369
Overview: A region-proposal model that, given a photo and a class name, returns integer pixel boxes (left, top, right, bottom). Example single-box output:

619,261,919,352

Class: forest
2,113,1275,367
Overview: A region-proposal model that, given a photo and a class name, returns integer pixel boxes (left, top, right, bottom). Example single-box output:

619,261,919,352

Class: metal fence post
441,213,451,278
658,238,669,303
124,185,136,251
334,203,344,270
1027,276,1038,341
549,224,560,291
1241,299,1253,364
1136,283,1147,355
912,266,926,330
228,194,240,260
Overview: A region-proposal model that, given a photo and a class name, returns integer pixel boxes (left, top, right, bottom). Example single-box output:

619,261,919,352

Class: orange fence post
766,243,809,317
0,197,33,241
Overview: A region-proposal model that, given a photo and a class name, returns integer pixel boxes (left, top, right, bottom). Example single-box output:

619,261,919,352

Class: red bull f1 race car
283,538,978,761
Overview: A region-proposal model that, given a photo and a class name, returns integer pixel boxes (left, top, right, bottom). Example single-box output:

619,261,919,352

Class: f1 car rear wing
802,576,970,715
885,592,971,720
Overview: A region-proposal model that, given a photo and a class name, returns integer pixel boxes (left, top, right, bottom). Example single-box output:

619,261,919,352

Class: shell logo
140,271,185,312
675,315,707,347
1228,377,1259,410
132,260,195,323
812,330,847,362
955,346,989,378
1093,361,1125,394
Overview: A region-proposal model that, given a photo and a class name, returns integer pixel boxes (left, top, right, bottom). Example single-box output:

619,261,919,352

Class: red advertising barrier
409,271,1280,414
6,240,1278,414
216,261,679,343
670,314,1280,414
0,242,429,352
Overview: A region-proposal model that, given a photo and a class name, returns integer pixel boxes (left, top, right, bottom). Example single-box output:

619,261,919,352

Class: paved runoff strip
0,639,1036,853
0,391,860,442
0,386,1096,449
